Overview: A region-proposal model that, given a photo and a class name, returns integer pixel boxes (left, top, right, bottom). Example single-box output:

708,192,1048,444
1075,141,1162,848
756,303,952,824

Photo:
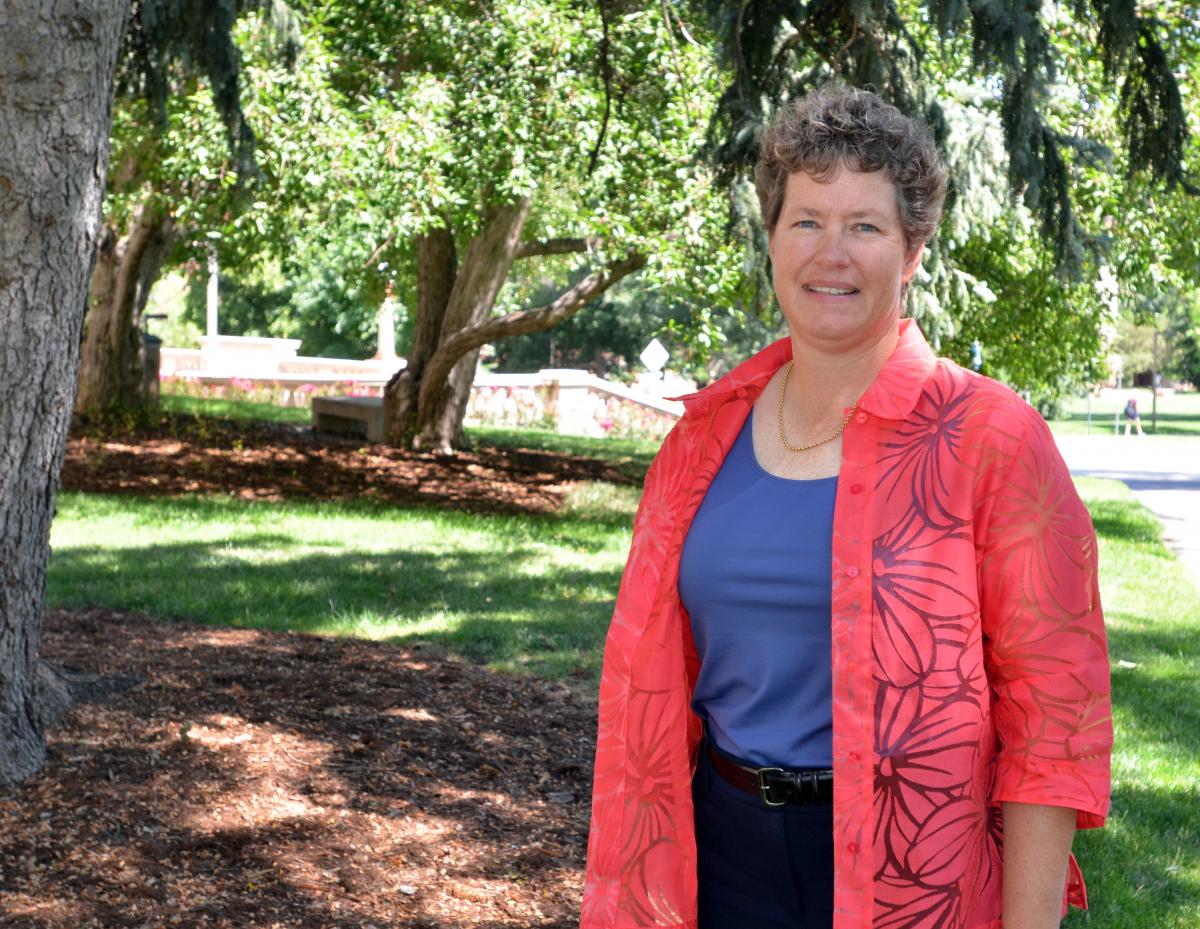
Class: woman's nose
813,230,850,265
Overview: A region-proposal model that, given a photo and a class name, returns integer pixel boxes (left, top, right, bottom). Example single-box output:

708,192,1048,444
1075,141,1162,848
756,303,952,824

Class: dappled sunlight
63,411,641,516
0,608,594,927
0,896,93,927
49,499,626,679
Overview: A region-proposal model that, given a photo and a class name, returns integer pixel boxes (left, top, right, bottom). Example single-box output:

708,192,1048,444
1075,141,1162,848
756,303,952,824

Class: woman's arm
1001,801,1078,929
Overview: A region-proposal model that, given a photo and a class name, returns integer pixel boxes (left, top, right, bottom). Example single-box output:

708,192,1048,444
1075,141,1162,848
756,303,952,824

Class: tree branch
363,231,396,269
514,236,597,259
417,251,647,419
587,1,614,175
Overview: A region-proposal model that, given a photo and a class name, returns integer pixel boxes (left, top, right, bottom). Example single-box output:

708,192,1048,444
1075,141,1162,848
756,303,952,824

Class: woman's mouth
804,285,859,296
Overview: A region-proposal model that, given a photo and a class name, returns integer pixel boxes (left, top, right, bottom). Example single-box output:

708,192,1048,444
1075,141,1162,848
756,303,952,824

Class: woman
1123,397,1144,435
581,86,1112,929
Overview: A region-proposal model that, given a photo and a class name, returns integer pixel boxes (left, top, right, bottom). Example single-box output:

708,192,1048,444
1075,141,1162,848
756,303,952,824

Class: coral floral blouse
581,319,1112,929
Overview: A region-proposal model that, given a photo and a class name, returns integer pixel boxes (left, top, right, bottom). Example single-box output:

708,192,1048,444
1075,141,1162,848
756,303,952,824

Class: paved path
1053,435,1200,590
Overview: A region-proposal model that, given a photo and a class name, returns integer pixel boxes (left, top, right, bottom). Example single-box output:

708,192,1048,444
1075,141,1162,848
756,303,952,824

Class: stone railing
161,344,399,384
160,343,683,439
467,369,684,439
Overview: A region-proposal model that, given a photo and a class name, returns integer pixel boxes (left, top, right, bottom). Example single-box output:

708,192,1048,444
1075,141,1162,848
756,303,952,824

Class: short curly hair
755,84,947,248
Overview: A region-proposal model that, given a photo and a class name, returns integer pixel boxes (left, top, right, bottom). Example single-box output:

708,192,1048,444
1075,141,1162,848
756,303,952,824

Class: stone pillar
204,245,219,373
376,282,398,360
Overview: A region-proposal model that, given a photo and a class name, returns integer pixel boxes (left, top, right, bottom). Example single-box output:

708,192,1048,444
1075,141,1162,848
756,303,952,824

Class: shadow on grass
1106,621,1200,747
465,425,659,483
1087,498,1168,547
0,609,593,928
48,537,622,679
1066,779,1200,928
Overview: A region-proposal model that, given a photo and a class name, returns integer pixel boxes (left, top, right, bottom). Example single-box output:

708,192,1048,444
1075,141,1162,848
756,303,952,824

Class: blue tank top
678,410,836,768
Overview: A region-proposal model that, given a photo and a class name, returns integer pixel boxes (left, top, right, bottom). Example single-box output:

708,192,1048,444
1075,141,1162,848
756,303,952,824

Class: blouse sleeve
975,407,1113,829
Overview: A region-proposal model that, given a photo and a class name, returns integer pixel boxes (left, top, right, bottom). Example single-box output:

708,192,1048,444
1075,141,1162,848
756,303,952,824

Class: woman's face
768,168,924,355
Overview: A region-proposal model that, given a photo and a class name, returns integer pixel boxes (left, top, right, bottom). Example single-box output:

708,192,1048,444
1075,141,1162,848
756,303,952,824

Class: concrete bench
312,396,384,442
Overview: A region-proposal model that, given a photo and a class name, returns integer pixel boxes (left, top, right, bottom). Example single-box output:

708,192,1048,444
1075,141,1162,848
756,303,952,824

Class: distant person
1123,397,1145,435
582,85,1112,929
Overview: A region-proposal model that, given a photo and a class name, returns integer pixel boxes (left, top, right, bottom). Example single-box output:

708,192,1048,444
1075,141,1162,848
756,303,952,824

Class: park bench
311,396,384,442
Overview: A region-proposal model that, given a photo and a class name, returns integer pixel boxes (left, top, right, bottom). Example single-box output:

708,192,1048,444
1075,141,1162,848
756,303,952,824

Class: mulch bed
62,413,639,514
1,415,635,926
0,608,597,928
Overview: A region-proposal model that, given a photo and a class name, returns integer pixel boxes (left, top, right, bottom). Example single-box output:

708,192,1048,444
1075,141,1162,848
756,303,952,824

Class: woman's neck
784,322,899,416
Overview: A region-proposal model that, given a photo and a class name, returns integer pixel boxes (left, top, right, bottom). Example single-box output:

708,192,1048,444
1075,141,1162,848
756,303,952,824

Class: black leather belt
706,742,834,808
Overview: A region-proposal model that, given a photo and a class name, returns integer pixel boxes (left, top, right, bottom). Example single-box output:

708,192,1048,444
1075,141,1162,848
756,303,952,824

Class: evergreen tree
705,0,1192,276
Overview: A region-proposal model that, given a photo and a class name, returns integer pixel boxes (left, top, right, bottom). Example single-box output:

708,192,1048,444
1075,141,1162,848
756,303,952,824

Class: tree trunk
385,199,531,451
383,202,649,453
75,203,176,416
0,0,128,785
383,224,457,444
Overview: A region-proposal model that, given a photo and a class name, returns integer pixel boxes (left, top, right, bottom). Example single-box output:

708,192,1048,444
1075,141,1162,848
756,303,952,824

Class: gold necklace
776,361,857,452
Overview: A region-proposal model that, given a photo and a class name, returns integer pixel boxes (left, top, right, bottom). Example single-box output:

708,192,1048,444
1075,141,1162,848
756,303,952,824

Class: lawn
159,390,662,478
47,483,639,682
161,391,311,424
1049,388,1200,436
1065,478,1199,928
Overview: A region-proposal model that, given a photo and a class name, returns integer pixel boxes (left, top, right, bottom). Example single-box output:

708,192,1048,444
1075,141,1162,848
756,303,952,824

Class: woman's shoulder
928,356,1052,447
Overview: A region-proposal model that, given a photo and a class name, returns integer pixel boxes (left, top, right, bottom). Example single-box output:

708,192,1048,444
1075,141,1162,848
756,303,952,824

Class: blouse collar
672,317,938,421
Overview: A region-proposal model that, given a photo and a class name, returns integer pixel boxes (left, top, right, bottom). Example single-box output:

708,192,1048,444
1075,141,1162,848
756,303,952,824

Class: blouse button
847,842,859,854
849,751,861,762
850,483,863,494
846,566,860,578
854,411,868,424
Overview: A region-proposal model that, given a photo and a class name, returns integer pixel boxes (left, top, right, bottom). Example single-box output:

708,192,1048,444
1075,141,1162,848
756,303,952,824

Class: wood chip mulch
0,608,598,928
62,413,640,515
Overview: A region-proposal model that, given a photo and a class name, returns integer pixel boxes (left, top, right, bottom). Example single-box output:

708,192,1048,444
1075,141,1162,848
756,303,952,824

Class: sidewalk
1054,434,1200,590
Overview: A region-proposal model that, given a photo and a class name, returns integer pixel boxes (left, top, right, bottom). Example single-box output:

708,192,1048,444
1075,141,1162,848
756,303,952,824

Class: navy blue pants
693,744,835,929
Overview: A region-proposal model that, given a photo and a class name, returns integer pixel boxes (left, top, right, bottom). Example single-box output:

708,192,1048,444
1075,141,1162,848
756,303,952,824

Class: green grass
464,425,661,479
47,483,640,682
161,392,311,424
1050,389,1200,436
1063,478,1200,929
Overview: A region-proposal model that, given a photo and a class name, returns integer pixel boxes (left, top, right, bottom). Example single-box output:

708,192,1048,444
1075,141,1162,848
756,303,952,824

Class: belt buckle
756,767,787,808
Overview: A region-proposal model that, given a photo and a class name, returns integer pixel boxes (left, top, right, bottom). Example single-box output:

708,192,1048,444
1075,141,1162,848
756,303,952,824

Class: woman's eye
795,219,817,229
855,222,879,233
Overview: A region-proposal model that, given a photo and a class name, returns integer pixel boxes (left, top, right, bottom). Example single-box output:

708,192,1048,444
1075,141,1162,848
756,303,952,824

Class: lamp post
1152,325,1159,433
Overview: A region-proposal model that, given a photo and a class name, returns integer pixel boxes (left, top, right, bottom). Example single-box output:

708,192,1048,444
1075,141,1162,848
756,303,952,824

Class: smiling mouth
805,285,859,295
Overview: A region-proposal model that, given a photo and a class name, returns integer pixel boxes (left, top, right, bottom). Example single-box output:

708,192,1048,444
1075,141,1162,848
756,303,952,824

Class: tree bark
75,203,176,416
385,199,532,452
383,224,457,444
0,0,128,785
424,251,647,382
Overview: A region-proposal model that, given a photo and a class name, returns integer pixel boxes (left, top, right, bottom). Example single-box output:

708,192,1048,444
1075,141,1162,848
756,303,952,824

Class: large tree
694,0,1198,401
73,0,295,417
0,0,128,784
706,0,1192,272
270,1,739,451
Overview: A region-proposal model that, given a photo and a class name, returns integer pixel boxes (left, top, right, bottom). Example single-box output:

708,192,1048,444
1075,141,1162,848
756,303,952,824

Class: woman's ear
902,241,925,284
